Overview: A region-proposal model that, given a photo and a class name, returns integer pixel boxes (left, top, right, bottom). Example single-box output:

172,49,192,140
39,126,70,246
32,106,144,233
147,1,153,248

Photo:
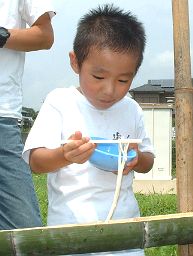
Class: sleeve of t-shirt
22,0,56,26
22,91,63,164
135,107,155,156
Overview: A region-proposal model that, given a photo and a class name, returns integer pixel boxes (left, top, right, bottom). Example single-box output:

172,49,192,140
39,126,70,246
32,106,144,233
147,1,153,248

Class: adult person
0,0,55,230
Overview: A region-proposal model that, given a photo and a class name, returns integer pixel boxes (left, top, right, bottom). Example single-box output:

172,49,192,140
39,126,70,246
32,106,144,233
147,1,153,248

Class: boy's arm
133,151,154,173
30,146,71,173
30,134,96,173
121,144,154,175
121,143,154,175
4,13,54,51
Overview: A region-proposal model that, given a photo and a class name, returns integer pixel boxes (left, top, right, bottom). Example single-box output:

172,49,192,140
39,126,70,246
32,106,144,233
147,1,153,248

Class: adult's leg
0,117,42,229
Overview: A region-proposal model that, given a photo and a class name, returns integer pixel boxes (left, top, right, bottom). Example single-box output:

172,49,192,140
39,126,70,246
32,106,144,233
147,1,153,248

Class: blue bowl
89,137,136,171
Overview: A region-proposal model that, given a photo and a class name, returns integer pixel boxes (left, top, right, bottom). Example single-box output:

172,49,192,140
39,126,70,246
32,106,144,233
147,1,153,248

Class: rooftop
130,84,173,94
130,79,193,93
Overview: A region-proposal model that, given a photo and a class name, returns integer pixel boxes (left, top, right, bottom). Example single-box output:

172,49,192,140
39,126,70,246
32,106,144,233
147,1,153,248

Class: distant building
129,79,175,104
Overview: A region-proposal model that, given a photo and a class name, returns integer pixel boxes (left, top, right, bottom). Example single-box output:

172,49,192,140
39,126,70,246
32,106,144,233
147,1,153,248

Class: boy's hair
73,4,146,72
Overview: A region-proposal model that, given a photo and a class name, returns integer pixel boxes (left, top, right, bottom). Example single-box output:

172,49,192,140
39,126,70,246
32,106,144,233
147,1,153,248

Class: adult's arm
4,12,54,51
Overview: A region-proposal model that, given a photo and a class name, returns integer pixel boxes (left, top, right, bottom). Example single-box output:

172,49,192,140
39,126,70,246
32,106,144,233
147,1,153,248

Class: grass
136,193,177,256
33,174,48,225
33,174,178,256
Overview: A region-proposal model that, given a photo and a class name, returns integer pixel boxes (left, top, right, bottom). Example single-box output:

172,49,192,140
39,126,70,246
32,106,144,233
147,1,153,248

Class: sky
22,0,193,111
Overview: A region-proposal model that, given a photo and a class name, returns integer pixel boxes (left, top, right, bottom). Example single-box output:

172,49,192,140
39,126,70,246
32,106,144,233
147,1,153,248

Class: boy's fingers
68,131,83,140
63,139,95,162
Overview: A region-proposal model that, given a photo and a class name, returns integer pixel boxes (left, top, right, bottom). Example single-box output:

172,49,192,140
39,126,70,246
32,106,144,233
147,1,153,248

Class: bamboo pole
172,0,193,255
1,213,193,255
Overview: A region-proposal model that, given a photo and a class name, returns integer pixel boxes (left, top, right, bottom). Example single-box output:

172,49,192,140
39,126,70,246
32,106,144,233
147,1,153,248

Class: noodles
105,141,130,222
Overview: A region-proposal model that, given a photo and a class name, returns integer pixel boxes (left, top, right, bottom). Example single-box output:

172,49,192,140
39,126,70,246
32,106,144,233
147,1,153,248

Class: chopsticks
61,139,142,144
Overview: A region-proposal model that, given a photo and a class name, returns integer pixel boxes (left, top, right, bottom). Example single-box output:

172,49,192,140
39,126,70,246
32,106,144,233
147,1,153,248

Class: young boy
23,4,154,255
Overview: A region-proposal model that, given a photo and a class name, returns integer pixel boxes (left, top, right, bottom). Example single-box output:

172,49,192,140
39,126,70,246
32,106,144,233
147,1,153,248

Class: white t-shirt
23,87,154,256
23,87,154,226
0,0,55,119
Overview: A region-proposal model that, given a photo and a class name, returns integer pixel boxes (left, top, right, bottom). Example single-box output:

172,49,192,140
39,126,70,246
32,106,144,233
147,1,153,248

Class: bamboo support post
172,0,193,254
1,213,193,255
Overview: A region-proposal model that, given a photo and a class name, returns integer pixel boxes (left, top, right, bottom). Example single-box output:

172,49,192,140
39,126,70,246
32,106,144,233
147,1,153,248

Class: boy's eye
119,79,128,83
93,75,104,80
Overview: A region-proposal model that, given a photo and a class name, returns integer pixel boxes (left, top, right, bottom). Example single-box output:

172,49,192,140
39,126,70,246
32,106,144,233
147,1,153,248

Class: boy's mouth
99,99,114,104
97,99,116,108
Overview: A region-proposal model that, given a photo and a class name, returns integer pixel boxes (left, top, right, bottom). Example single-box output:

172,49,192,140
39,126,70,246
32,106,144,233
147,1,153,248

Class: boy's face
69,47,139,110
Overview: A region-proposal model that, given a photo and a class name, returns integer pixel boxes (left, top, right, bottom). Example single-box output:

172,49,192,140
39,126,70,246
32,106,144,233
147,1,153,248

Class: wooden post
172,0,193,255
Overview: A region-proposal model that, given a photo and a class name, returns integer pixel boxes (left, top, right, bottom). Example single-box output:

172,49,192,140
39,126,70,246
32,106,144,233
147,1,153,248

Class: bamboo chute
1,213,193,255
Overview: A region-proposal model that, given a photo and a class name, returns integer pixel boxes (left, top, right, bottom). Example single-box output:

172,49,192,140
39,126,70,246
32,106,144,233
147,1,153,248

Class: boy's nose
103,82,115,96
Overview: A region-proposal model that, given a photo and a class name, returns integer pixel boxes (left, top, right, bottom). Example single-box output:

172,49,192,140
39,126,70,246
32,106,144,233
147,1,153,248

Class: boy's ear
69,51,79,74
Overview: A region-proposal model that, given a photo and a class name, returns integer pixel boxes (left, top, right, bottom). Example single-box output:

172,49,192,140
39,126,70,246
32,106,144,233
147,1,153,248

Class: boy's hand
123,143,139,175
113,143,139,175
62,131,96,164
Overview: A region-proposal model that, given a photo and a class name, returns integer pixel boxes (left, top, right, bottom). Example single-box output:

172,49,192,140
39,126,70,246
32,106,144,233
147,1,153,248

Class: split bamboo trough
1,212,193,255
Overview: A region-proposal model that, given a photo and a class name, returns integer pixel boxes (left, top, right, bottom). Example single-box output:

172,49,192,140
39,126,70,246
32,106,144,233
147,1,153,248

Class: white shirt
23,87,154,256
23,87,154,227
0,0,55,119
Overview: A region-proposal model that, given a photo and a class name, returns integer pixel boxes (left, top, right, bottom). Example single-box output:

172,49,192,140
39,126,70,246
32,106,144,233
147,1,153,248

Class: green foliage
136,193,177,216
136,193,177,256
33,174,48,225
21,127,31,133
22,107,38,120
20,107,39,133
145,246,177,256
